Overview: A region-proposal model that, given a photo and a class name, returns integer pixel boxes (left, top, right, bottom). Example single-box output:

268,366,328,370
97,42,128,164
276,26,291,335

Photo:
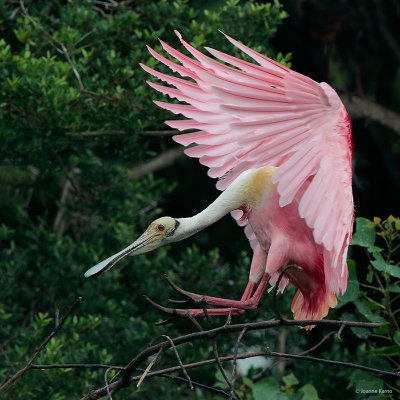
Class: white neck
172,170,253,242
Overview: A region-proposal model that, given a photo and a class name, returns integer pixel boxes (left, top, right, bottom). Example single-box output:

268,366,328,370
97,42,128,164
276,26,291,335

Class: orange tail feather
291,289,337,330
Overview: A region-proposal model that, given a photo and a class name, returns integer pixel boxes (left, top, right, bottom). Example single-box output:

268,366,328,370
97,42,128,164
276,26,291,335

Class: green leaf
299,384,320,400
336,280,360,308
241,376,254,388
347,259,357,280
348,370,384,391
354,300,386,323
341,313,370,339
371,345,400,357
371,259,400,278
393,331,400,347
352,217,376,247
282,373,299,387
337,260,359,308
215,368,232,384
386,283,400,293
253,377,285,400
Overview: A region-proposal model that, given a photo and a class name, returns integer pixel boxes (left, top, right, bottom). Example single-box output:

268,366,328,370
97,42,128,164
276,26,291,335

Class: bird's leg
166,273,270,310
145,248,269,320
166,247,267,309
147,272,270,320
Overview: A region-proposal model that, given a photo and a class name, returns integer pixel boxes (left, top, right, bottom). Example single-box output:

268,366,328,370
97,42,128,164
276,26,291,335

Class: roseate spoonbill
85,31,353,323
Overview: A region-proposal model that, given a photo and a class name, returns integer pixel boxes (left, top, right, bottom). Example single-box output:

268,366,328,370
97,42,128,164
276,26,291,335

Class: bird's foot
144,295,187,325
166,276,207,306
165,276,260,310
144,295,245,326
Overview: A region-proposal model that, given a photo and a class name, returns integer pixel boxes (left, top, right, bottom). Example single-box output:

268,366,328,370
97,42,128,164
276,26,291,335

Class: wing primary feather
144,32,354,300
146,45,197,79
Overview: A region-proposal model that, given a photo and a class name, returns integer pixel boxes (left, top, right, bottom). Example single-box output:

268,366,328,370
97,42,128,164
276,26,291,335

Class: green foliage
337,216,400,397
214,369,320,400
0,1,399,399
0,1,289,399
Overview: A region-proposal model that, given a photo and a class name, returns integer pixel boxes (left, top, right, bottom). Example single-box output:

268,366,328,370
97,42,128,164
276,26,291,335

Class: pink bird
85,31,354,324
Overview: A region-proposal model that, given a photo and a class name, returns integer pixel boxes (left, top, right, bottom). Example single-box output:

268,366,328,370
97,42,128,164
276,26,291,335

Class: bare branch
230,327,248,400
104,367,115,400
20,1,84,90
68,130,128,137
212,337,241,400
298,330,335,356
342,94,400,137
145,130,181,137
0,297,82,393
136,348,162,388
265,349,400,379
152,335,194,391
128,146,185,179
80,318,384,400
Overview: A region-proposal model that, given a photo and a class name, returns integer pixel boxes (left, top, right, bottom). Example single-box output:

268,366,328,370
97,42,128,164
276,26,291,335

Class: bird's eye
157,224,165,231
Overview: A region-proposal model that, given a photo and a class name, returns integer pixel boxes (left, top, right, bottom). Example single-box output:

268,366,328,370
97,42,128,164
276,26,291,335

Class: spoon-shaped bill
84,245,133,278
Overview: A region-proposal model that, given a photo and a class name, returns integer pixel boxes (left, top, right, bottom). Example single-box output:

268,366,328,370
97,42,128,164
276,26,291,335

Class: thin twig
0,297,82,393
152,335,193,391
230,327,248,400
298,331,335,356
136,347,162,388
60,42,84,89
20,0,84,89
186,313,204,331
104,367,114,400
265,349,400,378
31,363,123,370
32,343,399,399
337,323,345,340
68,129,127,137
33,344,399,382
135,368,229,397
145,130,181,136
212,338,241,400
81,318,383,400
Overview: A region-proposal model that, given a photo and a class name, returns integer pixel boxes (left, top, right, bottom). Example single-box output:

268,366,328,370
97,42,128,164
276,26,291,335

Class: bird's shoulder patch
245,166,277,206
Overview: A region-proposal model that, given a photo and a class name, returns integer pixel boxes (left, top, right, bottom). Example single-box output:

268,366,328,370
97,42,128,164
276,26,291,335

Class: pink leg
147,246,270,319
167,246,267,309
168,273,271,318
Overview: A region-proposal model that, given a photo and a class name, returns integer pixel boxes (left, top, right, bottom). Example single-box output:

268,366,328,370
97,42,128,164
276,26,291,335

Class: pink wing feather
142,32,354,295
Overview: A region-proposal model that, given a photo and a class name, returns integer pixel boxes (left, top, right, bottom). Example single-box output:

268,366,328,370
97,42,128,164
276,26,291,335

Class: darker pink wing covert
142,31,354,295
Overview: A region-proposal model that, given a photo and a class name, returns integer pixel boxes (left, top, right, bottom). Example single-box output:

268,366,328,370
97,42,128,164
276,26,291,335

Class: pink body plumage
140,31,354,322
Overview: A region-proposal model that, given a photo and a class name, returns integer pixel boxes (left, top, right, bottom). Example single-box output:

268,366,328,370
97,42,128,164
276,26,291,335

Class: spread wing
142,31,354,295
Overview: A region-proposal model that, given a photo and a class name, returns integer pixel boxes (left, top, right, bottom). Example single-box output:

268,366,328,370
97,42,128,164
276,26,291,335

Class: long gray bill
84,245,133,278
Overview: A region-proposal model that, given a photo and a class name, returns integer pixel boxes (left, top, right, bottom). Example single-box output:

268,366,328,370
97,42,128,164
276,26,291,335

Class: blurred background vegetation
0,0,399,399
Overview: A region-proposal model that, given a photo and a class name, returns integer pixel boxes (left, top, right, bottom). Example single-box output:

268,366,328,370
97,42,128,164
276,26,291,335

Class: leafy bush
0,1,398,399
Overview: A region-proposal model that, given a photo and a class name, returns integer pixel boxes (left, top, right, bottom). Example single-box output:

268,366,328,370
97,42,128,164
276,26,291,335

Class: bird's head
84,216,180,278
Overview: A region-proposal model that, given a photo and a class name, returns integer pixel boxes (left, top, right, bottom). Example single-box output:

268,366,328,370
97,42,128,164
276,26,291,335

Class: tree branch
80,318,384,400
128,146,185,179
265,349,400,378
20,0,84,90
145,130,181,137
0,296,82,394
342,94,400,137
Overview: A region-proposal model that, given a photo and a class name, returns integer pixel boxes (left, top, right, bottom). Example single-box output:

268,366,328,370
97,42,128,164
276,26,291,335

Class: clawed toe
144,295,197,325
168,298,191,304
165,276,205,304
144,295,175,314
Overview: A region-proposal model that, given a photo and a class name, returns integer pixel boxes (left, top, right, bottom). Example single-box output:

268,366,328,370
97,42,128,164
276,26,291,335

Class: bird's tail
291,288,337,330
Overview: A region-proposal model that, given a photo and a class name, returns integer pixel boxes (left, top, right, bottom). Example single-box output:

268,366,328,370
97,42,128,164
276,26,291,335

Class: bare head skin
84,216,180,278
